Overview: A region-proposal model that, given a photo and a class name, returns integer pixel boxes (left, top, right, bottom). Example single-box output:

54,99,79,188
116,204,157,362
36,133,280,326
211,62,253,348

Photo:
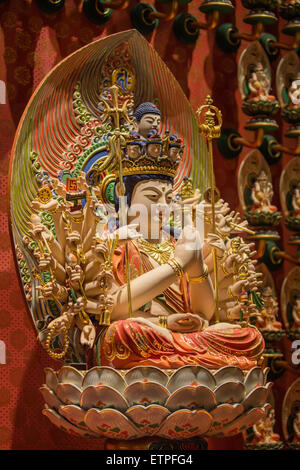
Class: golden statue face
127,144,141,159
147,143,162,158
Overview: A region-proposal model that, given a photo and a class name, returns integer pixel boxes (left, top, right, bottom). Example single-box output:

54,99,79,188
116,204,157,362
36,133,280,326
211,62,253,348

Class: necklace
137,238,174,265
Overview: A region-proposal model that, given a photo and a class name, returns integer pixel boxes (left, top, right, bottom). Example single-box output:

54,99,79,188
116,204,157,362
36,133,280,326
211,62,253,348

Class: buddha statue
29,102,265,370
250,171,278,213
292,409,300,444
249,408,281,446
247,63,276,102
292,182,300,218
132,102,161,139
256,287,282,331
292,297,300,329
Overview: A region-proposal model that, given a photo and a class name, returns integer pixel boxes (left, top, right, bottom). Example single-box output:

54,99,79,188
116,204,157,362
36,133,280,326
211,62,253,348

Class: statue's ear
131,117,139,132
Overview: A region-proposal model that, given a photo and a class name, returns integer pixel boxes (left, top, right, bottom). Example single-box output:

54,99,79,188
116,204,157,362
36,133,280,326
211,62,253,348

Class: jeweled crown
119,131,183,178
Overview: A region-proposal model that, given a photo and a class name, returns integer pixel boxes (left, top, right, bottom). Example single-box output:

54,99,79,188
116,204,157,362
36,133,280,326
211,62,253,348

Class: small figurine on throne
239,42,279,129
243,167,281,227
245,407,283,450
247,63,277,103
250,171,278,213
255,286,285,342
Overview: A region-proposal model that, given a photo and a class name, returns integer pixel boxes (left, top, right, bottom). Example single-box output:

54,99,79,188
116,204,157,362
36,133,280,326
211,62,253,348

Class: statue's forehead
135,180,172,191
140,113,161,120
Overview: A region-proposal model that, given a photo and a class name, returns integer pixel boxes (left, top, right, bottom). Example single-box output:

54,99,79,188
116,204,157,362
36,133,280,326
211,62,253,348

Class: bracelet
158,315,168,328
227,286,237,299
188,264,209,284
221,262,231,277
168,257,184,280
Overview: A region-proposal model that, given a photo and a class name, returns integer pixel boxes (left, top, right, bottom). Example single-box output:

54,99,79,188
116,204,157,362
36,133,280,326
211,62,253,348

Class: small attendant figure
251,171,278,213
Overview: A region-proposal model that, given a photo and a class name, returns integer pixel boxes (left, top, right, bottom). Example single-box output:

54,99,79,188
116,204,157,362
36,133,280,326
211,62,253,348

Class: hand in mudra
167,313,203,332
174,225,204,277
48,312,74,335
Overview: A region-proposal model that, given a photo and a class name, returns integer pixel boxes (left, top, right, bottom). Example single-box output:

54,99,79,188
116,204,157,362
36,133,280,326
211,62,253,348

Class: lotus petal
57,366,83,388
82,366,126,392
209,406,268,438
44,368,58,392
213,366,244,386
124,366,168,387
263,367,270,385
40,385,62,410
125,405,170,435
59,405,88,430
244,367,265,394
42,408,98,438
85,408,142,439
165,385,216,412
157,409,212,440
214,381,245,404
56,383,81,405
207,404,244,436
242,384,272,410
124,381,170,407
81,385,129,412
167,366,216,394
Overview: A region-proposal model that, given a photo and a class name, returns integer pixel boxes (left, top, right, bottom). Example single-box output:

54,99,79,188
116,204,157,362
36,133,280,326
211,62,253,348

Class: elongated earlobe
115,182,125,198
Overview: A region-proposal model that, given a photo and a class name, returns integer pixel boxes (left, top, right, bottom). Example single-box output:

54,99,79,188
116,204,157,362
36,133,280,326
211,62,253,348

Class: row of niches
217,42,300,165
1,0,300,47
234,149,300,339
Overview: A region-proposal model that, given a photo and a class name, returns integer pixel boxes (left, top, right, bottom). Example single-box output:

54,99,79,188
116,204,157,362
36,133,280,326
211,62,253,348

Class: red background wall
0,0,298,449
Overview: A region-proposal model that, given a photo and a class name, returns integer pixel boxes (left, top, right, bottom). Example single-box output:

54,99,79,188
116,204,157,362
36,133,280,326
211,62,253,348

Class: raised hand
206,232,225,257
174,225,204,277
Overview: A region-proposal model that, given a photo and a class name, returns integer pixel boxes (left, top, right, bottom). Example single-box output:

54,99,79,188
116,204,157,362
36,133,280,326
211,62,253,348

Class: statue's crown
119,131,182,178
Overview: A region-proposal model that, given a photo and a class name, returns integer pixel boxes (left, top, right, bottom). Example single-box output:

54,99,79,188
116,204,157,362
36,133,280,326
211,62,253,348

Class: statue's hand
29,222,54,242
206,233,225,257
176,189,201,208
66,264,83,289
32,198,60,212
80,324,96,348
69,297,85,314
38,252,52,270
224,253,243,272
65,229,81,245
37,281,59,300
48,312,73,335
115,224,140,245
174,225,204,276
167,313,203,332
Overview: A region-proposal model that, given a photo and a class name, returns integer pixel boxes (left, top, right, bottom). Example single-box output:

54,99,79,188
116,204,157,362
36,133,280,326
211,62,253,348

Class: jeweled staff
100,81,133,317
196,96,222,322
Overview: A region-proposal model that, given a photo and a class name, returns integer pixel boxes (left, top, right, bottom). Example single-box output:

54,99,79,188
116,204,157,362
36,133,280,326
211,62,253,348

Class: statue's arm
111,263,177,320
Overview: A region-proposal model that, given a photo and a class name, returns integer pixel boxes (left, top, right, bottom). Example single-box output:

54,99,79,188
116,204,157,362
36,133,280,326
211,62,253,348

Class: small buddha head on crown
132,102,161,139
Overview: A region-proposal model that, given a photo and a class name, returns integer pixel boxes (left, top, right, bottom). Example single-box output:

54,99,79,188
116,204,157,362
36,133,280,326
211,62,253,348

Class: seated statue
247,63,276,102
256,287,282,331
292,182,300,218
292,297,300,329
250,171,278,213
28,102,265,371
250,408,281,446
